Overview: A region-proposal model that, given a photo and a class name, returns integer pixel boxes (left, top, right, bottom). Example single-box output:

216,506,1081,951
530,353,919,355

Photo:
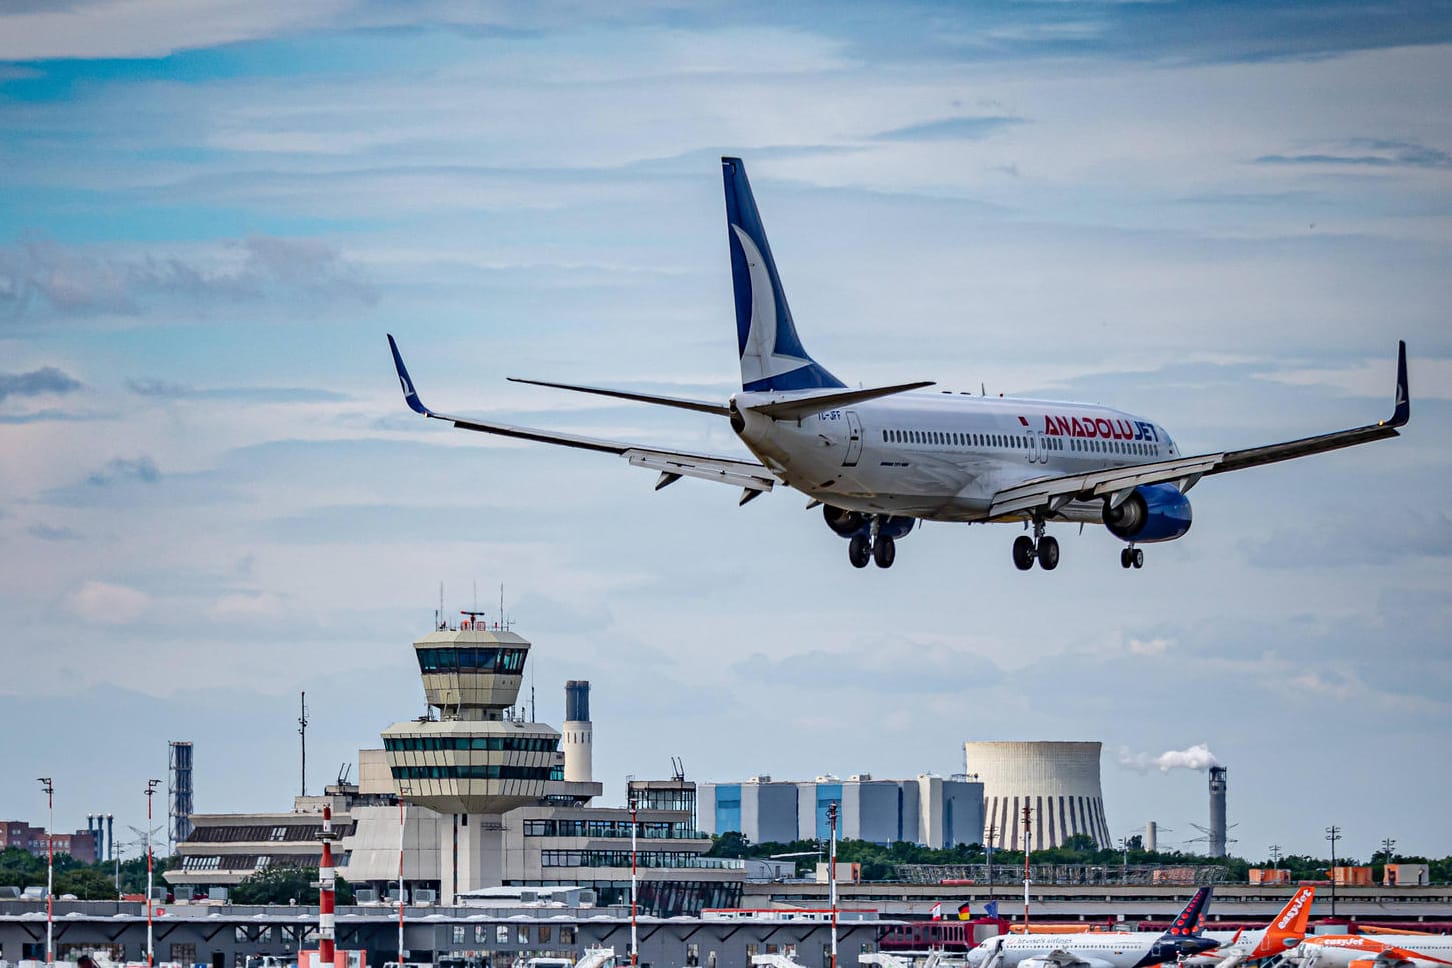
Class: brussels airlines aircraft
388,157,1411,571
1185,886,1316,968
963,887,1217,968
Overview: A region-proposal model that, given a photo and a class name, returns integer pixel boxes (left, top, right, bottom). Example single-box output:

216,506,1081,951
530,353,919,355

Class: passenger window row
879,428,1159,458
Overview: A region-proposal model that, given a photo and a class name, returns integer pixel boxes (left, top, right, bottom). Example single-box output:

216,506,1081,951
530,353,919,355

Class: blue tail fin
722,157,844,393
1161,886,1212,939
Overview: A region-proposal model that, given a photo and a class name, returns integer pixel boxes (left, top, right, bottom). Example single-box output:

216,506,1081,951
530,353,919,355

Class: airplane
1184,886,1317,968
1287,934,1452,968
387,156,1411,571
963,886,1218,968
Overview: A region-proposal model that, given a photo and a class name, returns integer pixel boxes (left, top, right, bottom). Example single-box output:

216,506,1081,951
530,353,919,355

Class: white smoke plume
1118,743,1220,773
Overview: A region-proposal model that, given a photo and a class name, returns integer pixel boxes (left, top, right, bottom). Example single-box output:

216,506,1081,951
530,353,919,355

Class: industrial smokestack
1208,766,1227,858
1145,820,1157,853
562,680,593,783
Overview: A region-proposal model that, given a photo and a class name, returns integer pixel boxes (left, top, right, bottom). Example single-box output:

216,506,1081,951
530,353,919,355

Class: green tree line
0,848,351,904
705,833,1452,884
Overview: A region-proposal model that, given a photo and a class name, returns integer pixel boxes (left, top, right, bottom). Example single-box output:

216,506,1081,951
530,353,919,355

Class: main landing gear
1012,519,1059,571
1120,545,1145,569
848,519,897,569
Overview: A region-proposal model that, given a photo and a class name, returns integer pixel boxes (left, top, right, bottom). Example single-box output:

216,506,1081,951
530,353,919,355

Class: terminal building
698,775,984,848
166,616,743,915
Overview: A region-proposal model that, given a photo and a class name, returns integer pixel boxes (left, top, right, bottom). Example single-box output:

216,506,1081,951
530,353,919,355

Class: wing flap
988,456,1222,518
626,450,776,492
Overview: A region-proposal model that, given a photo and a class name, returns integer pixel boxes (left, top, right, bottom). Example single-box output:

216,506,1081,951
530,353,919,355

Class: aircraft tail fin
1161,887,1214,940
1262,887,1317,954
722,156,844,393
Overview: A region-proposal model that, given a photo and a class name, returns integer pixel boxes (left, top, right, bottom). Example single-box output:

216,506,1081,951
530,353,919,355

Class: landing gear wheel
1037,535,1059,570
849,533,871,569
1120,547,1133,569
1012,535,1036,571
873,535,896,569
1132,548,1144,569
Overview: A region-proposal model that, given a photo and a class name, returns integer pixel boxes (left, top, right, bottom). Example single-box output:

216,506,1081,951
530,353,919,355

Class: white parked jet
387,157,1411,571
1289,934,1452,968
963,887,1217,968
1186,886,1317,968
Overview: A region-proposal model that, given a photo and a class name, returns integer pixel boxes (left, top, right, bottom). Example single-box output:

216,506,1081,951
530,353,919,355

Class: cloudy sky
2,1,1449,865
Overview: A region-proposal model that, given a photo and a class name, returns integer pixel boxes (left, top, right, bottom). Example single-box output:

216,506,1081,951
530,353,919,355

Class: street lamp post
1325,825,1342,919
146,779,161,967
37,778,53,966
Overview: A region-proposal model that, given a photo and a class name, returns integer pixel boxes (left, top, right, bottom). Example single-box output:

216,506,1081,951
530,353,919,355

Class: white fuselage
967,932,1171,968
1298,936,1452,968
734,390,1180,522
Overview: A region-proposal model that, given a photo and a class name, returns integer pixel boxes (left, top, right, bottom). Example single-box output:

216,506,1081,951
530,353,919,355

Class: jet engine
1102,482,1193,543
822,505,914,540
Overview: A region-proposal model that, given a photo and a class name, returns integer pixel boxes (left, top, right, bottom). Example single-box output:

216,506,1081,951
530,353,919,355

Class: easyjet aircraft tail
1261,886,1317,956
722,157,844,393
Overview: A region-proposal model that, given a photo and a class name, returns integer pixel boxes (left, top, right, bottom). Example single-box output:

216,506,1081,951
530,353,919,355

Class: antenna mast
298,691,309,797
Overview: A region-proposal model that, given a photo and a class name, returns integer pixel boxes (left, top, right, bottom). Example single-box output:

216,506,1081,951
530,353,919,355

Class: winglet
1388,339,1409,427
387,334,431,416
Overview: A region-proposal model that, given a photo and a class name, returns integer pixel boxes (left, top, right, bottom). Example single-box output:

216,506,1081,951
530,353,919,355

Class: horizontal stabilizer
745,380,934,420
507,376,730,415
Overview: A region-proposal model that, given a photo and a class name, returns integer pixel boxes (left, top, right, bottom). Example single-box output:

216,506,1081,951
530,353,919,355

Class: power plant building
699,775,983,848
964,741,1111,850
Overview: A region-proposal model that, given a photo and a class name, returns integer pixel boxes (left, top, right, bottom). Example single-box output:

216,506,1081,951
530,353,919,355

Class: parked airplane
1288,934,1452,968
962,887,1218,968
387,156,1411,571
1185,886,1317,968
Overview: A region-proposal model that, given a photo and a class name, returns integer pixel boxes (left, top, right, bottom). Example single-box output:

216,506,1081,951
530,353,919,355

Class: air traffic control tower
382,613,600,903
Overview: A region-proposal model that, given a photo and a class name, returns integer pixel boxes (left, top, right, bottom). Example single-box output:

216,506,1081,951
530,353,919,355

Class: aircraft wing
389,335,778,503
989,341,1409,520
1021,950,1111,968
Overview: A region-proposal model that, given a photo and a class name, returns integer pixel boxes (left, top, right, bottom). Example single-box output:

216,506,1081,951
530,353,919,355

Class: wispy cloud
0,365,81,401
1255,138,1452,169
27,523,84,542
872,116,1025,143
86,456,161,486
125,378,348,403
0,236,378,321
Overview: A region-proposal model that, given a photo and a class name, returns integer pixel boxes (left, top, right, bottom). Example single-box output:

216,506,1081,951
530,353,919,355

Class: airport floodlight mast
36,778,53,966
984,822,997,889
1326,825,1342,919
146,779,161,967
1022,803,1033,930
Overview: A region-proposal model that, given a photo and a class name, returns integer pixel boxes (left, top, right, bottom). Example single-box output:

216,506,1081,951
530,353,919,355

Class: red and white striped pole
319,806,337,968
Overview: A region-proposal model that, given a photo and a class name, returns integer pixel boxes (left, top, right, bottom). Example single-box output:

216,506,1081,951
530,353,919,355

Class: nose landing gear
1012,519,1059,571
1119,545,1144,569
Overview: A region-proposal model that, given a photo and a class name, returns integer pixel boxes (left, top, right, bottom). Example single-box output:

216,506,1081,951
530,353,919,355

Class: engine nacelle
822,505,914,540
1102,482,1193,543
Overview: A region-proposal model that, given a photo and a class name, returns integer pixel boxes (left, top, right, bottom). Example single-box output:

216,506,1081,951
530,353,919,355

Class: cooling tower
965,741,1110,850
